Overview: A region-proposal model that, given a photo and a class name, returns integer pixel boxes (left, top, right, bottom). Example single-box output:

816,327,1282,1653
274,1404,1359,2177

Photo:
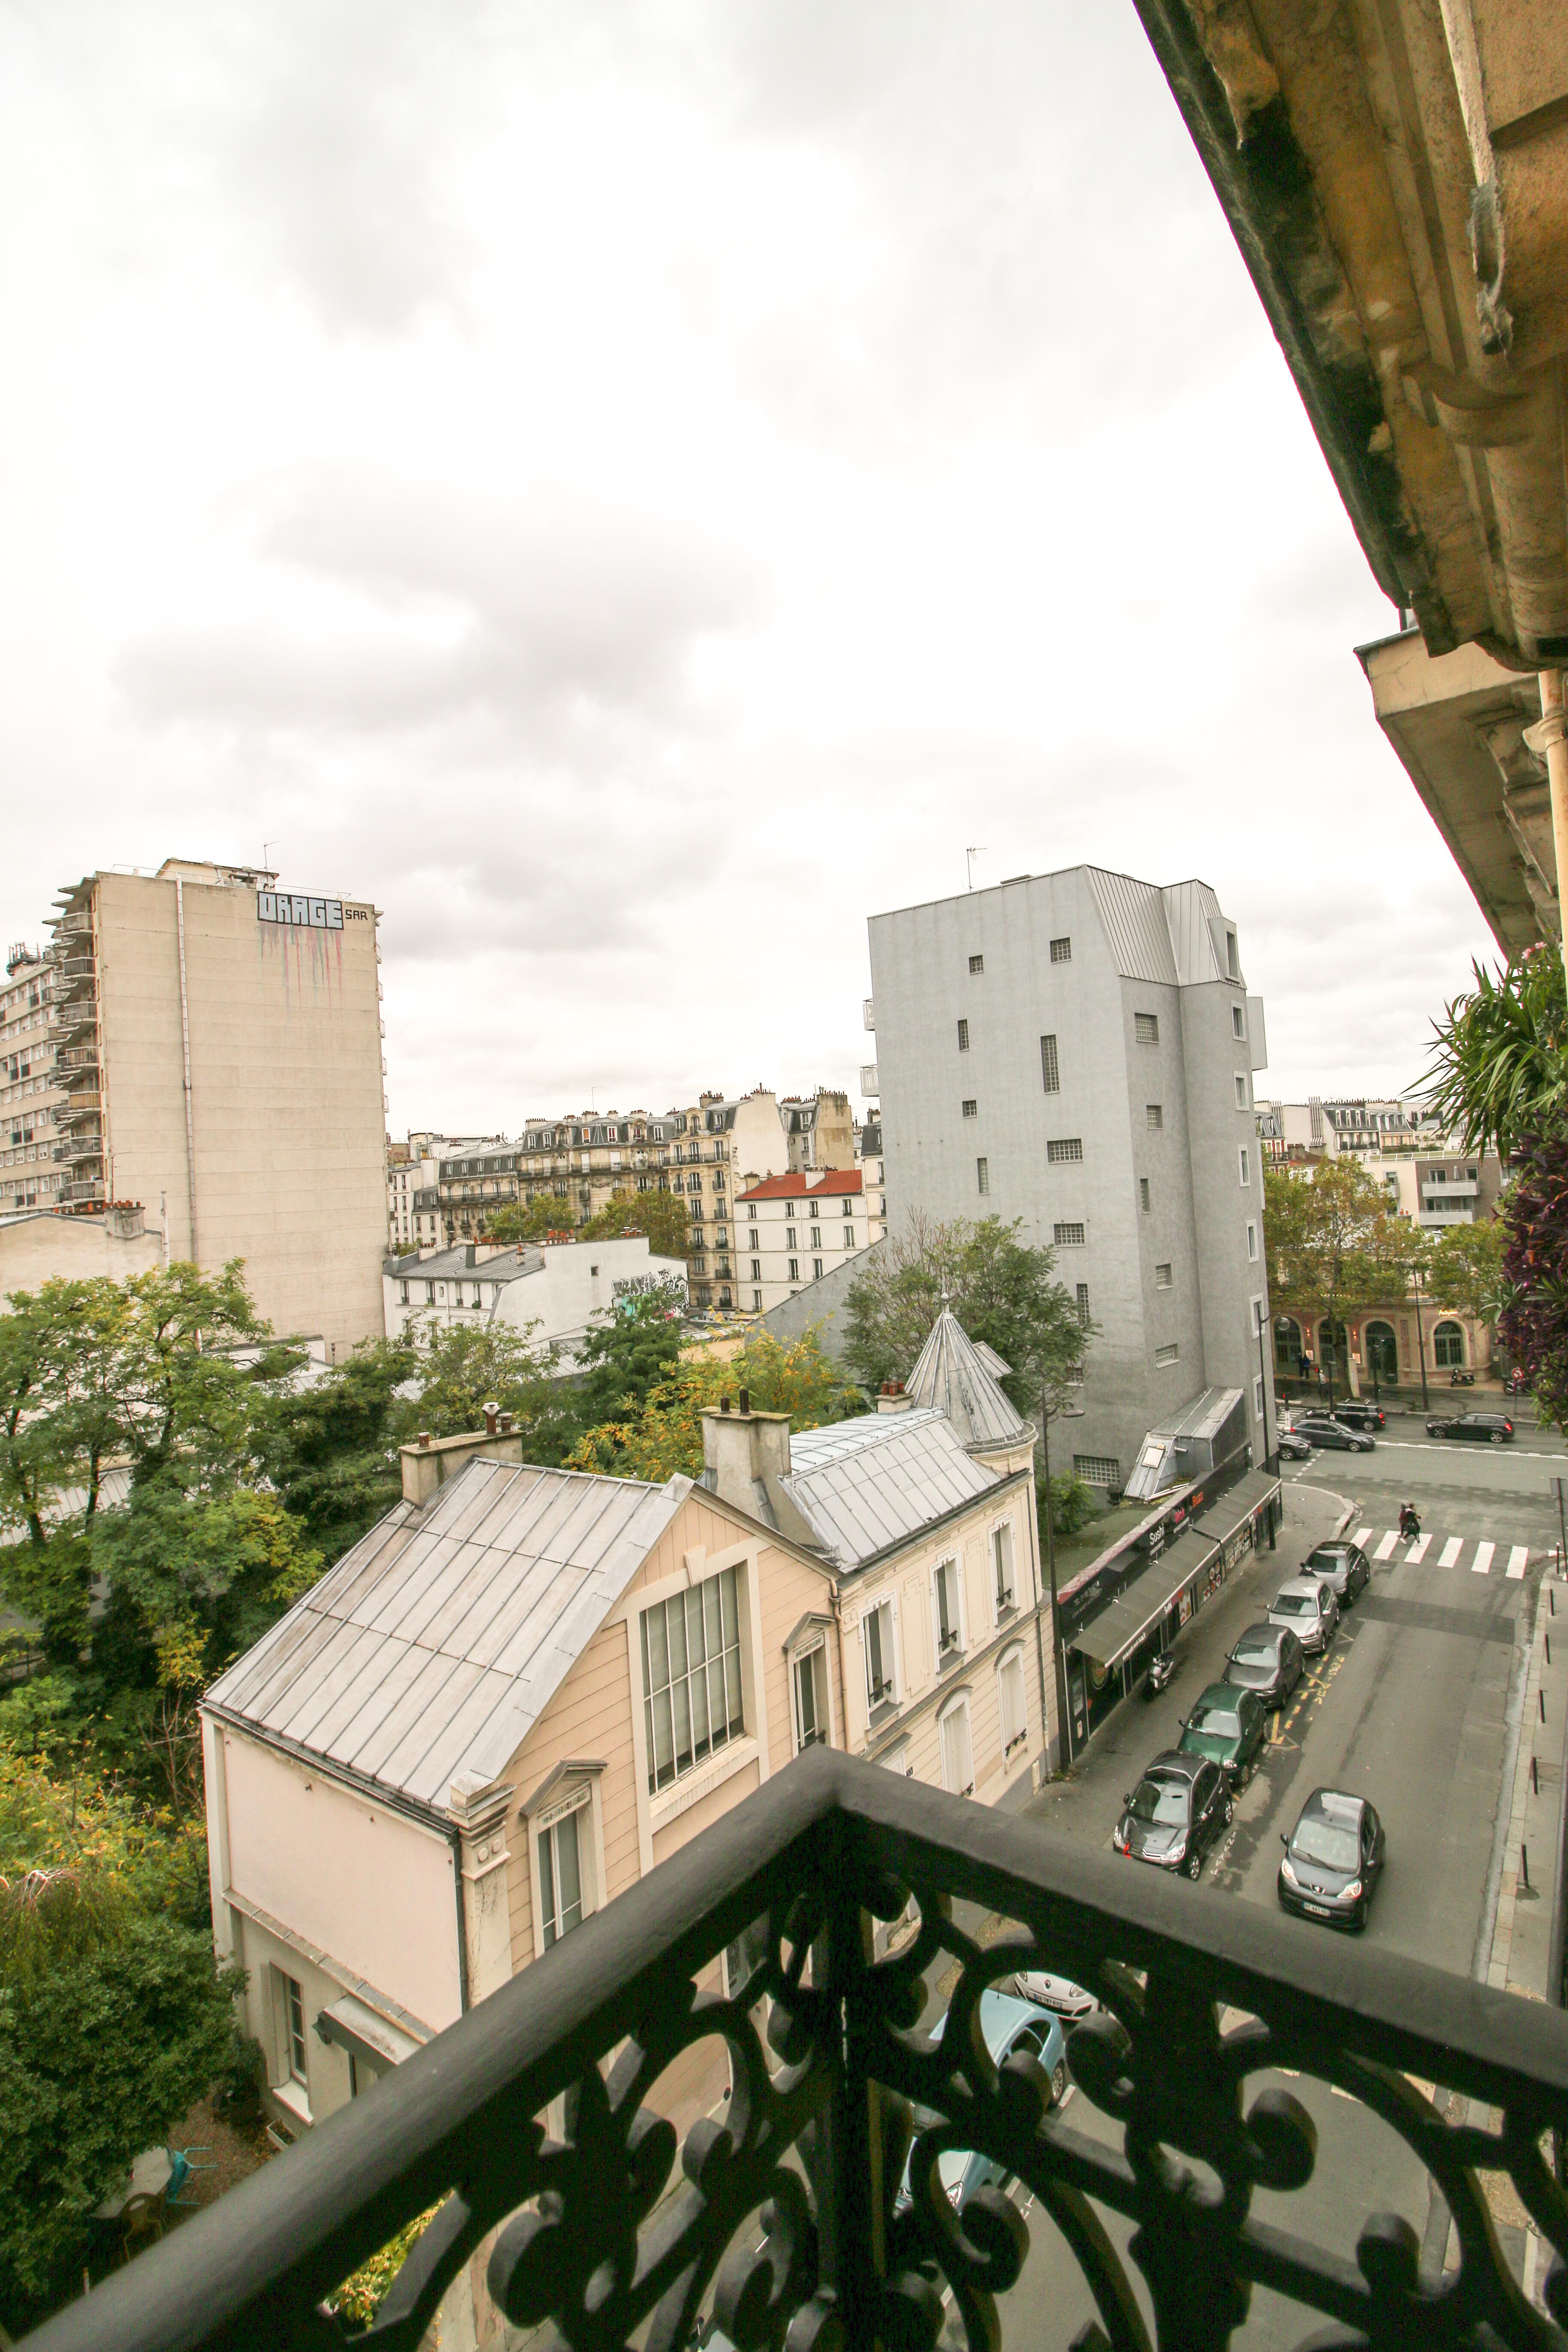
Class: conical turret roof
906,1310,1032,1454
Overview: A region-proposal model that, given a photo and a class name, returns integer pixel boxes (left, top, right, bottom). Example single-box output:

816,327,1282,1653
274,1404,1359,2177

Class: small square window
1040,1034,1059,1093
1053,1220,1085,1246
1139,1177,1151,1213
1155,1262,1172,1289
1050,936,1072,963
1146,1104,1163,1130
976,1157,989,1195
962,1098,977,1118
957,1018,970,1051
1155,1343,1179,1367
968,953,984,974
1135,1012,1159,1045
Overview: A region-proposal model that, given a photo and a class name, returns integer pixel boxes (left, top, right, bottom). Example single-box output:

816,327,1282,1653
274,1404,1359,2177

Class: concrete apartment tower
49,860,387,1353
867,866,1274,1490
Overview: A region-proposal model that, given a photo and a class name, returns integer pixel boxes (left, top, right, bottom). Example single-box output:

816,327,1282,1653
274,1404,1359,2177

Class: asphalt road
951,1442,1558,2349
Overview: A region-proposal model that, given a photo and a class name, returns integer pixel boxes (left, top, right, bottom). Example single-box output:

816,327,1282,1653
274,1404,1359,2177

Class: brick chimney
876,1379,915,1415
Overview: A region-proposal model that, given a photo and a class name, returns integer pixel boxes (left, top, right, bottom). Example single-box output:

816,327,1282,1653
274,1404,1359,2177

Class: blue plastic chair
164,2146,216,2208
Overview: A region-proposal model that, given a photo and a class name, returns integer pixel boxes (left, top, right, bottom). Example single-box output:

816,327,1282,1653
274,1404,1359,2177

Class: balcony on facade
24,1747,1568,2352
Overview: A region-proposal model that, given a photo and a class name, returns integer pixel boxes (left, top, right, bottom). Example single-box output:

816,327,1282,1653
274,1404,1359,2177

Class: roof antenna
965,846,987,891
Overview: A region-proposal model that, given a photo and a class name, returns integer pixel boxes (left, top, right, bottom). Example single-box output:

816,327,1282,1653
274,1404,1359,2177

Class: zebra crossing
1352,1524,1534,1578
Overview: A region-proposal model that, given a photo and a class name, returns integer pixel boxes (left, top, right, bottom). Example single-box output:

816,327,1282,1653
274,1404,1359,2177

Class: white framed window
842,1225,854,1247
788,1257,800,1282
992,1521,1016,1613
996,1645,1028,1754
747,1202,757,1221
398,1280,409,1304
976,1157,989,1194
1155,1262,1173,1289
932,1556,965,1661
792,1641,829,1752
278,1969,308,2087
809,1225,822,1247
1139,1177,1151,1213
1054,1220,1085,1245
1040,1034,1060,1092
1050,935,1072,963
751,1289,762,1309
812,1258,824,1279
1234,1074,1250,1110
538,1796,588,1947
1246,1221,1258,1261
1254,1374,1266,1420
1232,1004,1246,1039
1047,1136,1083,1163
750,1258,761,1280
786,1225,798,1248
863,1598,897,1711
938,1691,975,1795
1155,1343,1179,1367
1239,1146,1251,1187
640,1568,745,1796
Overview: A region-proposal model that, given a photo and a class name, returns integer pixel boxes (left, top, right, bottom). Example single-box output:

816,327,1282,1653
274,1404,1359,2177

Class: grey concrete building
866,866,1274,1491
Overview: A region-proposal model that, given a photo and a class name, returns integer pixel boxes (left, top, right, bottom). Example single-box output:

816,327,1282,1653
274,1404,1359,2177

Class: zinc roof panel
352,1651,488,1785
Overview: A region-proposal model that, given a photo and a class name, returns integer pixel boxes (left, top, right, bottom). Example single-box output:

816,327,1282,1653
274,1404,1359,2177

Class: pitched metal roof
904,1311,1031,1454
781,1409,999,1571
205,1459,689,1813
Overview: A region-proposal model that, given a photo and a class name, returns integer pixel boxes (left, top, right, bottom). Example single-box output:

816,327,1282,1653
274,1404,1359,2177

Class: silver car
1268,1576,1338,1657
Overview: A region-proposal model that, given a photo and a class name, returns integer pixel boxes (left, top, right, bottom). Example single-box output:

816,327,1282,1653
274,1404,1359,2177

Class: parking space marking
1406,1533,1431,1562
1472,1541,1496,1576
1374,1531,1399,1561
1440,1537,1464,1567
1507,1545,1530,1580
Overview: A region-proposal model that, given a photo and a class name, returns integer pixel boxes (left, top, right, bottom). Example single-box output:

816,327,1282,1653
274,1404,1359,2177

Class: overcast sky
0,0,1497,1132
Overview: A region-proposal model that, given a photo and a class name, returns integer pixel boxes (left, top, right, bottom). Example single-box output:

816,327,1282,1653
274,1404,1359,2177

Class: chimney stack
483,1401,499,1435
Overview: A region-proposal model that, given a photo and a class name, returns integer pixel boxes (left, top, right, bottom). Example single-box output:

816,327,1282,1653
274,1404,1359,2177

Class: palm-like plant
1421,946,1568,1158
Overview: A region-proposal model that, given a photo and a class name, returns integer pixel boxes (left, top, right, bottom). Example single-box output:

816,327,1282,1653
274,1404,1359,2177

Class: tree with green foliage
1426,1213,1510,1326
579,1189,690,1259
481,1193,580,1243
570,1291,685,1428
258,1336,416,1562
0,1740,240,2331
393,1316,569,1446
841,1213,1089,1412
566,1329,862,1483
1263,1161,1427,1396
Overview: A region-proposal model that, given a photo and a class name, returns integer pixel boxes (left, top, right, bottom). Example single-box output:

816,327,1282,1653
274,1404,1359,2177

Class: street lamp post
1413,1266,1430,1413
1038,1388,1084,1775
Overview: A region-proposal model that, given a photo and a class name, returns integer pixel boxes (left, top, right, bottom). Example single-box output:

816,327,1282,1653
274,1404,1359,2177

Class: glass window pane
724,1643,744,1730
704,1576,723,1654
720,1568,739,1647
671,1675,692,1771
541,1819,558,1943
691,1659,712,1755
557,1813,582,1936
646,1606,669,1695
668,1599,689,1681
652,1688,674,1787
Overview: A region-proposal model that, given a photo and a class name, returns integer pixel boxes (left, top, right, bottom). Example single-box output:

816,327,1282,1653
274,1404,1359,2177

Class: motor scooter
1144,1652,1176,1700
1449,1368,1476,1387
1399,1504,1421,1541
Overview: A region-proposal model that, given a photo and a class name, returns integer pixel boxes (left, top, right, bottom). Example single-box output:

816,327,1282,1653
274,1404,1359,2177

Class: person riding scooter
1399,1501,1421,1541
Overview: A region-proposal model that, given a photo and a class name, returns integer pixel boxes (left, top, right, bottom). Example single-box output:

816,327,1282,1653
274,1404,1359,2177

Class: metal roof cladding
904,1309,1030,1454
780,1408,1001,1571
205,1458,689,1813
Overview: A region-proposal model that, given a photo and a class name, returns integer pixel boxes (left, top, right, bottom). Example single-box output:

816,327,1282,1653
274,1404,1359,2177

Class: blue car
898,1988,1068,2214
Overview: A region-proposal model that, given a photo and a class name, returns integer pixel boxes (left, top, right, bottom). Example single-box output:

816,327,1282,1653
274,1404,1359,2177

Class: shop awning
313,1993,423,2071
1189,1468,1282,1545
1069,1528,1217,1673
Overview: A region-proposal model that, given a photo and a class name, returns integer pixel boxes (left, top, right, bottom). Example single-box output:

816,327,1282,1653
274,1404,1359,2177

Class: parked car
1290,1415,1375,1453
1268,1577,1339,1656
1276,1427,1314,1461
1299,1539,1371,1605
1112,1752,1232,1879
1321,1399,1386,1432
1177,1683,1268,1788
1224,1623,1305,1709
1005,1970,1097,2022
1278,1788,1385,1930
1425,1411,1515,1444
894,1988,1069,2214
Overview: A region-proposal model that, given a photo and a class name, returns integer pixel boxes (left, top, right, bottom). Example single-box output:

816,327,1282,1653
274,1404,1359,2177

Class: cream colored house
700,1312,1048,1811
200,1419,842,2148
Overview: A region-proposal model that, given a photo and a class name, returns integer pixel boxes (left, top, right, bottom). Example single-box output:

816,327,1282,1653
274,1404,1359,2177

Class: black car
1224,1622,1304,1709
1299,1539,1371,1605
1178,1684,1268,1789
1425,1411,1515,1444
1276,1428,1314,1461
1322,1399,1385,1431
1278,1788,1385,1929
1289,1415,1375,1453
1112,1752,1232,1880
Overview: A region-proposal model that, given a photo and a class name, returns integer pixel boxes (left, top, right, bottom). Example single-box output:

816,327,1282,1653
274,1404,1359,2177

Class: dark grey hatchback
1112,1752,1232,1880
1224,1622,1304,1708
1278,1788,1385,1930
1300,1539,1371,1605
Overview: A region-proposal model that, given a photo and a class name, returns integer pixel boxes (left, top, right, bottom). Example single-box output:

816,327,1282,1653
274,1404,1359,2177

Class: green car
1177,1683,1267,1789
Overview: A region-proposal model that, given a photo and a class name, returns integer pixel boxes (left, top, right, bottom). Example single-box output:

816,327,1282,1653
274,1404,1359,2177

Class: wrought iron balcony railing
20,1748,1568,2352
